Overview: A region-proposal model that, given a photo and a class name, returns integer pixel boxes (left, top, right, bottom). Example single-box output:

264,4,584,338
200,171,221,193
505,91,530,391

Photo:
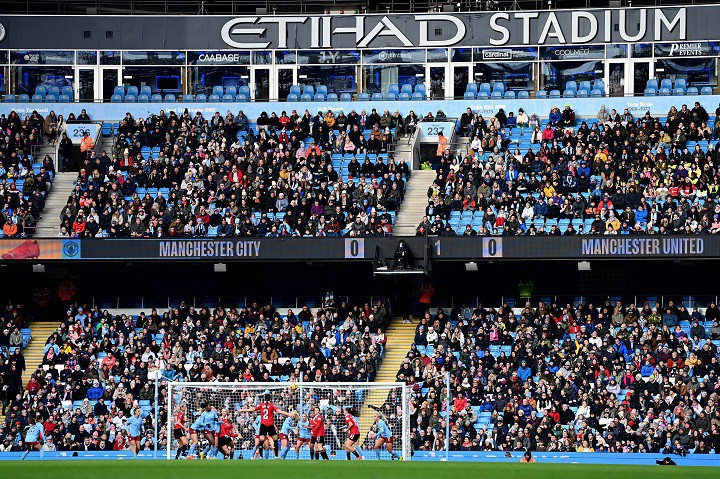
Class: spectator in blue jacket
86,380,104,400
641,360,655,377
533,198,548,218
662,308,679,328
548,107,562,127
517,359,532,381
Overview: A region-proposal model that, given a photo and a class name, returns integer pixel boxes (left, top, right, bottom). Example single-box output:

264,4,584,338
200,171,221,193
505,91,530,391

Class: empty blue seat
32,94,44,102
492,91,502,99
4,94,16,102
327,92,338,101
593,80,605,92
287,93,299,101
111,94,123,102
182,94,194,102
673,87,685,96
45,94,57,102
536,90,547,99
371,93,383,101
644,88,657,96
579,81,591,92
686,86,699,95
388,84,400,95
563,90,575,98
48,86,60,96
659,88,671,96
225,86,237,96
316,85,328,96
399,92,410,100
384,93,396,100
236,94,248,102
701,86,713,95
125,94,137,102
646,79,659,90
35,85,47,96
138,94,150,102
400,84,413,95
300,93,312,101
302,85,315,96
358,92,370,100
464,92,476,100
195,94,207,102
209,94,221,101
127,86,139,97
150,93,162,102
340,93,352,101
314,93,326,101
577,89,589,98
289,86,301,96
239,85,250,98
58,94,70,102
492,82,505,94
660,79,673,90
212,85,224,96
518,90,529,99
222,94,234,101
590,89,602,97
565,81,578,92
164,94,176,102
412,92,424,100
140,86,152,97
549,90,561,98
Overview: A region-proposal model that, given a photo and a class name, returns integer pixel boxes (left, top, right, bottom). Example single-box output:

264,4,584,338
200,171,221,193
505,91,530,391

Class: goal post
166,381,411,461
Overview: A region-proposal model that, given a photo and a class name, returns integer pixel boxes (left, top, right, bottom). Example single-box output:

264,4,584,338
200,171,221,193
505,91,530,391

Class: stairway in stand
358,317,417,437
0,321,61,424
392,170,437,236
34,172,77,238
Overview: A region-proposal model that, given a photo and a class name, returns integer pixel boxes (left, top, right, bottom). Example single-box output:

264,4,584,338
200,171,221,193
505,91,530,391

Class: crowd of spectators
60,108,412,238
399,298,720,454
0,294,391,452
423,100,720,236
0,111,56,238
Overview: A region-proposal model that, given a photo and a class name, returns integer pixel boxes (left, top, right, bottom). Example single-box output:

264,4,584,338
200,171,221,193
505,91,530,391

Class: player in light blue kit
373,413,401,460
278,411,299,459
126,407,144,458
187,403,208,457
294,412,313,459
22,417,45,460
199,403,220,458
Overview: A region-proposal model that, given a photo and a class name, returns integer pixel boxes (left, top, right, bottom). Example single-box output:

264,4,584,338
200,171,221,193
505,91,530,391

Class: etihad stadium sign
220,8,687,49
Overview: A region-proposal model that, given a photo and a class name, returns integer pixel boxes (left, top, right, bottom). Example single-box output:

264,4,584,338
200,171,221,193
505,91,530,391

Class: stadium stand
59,109,411,238
0,111,56,238
423,100,720,236
0,296,391,453
401,298,720,453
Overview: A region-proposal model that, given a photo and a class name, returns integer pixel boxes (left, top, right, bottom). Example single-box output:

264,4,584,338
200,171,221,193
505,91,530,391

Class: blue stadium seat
239,86,250,98
182,94,194,102
212,85,224,96
138,94,150,102
4,94,16,102
113,86,125,98
478,92,489,99
590,89,602,97
504,90,515,99
371,93,383,101
287,93,299,101
565,81,578,92
593,80,605,93
412,92,424,100
45,94,58,102
236,94,248,101
140,86,152,97
195,94,207,102
358,92,370,100
209,94,221,101
164,94,176,102
579,81,591,92
399,92,410,100
111,94,123,102
672,87,685,96
400,84,413,95
48,86,60,96
646,79,659,90
314,93,326,101
327,92,338,101
536,90,547,99
384,93,396,100
289,85,301,96
225,86,237,97
127,86,139,97
577,89,589,98
316,85,328,96
686,86,699,95
518,90,529,99
675,78,687,90
32,94,44,102
563,90,575,98
644,88,656,96
59,94,70,102
464,92,476,100
658,88,671,96
302,85,315,96
222,94,234,102
492,91,502,99
549,90,561,98
660,78,673,90
150,93,162,102
340,93,352,101
492,82,505,94
34,85,47,96
414,84,427,96
124,95,137,102
701,86,713,95
387,84,400,96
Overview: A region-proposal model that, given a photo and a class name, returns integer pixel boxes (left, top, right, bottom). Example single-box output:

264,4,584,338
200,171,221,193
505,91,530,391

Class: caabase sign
0,6,708,50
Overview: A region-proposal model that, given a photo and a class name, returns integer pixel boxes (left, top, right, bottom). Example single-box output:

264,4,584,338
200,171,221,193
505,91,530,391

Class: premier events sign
0,6,710,50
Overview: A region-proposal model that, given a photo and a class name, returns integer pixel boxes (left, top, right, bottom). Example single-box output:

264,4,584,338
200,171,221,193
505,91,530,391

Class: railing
91,295,387,310
428,294,720,310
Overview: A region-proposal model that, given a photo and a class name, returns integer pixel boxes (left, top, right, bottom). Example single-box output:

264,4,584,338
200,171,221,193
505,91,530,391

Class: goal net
167,382,410,460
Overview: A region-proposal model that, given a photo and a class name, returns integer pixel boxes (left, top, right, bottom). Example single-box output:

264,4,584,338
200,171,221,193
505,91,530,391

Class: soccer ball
290,383,298,391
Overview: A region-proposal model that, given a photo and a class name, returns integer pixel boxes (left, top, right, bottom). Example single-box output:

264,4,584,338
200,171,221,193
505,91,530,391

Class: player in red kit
217,408,239,459
174,404,189,459
309,406,329,460
343,406,363,460
239,390,291,459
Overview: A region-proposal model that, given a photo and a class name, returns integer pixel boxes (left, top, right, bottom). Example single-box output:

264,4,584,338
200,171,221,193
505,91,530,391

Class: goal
166,381,411,460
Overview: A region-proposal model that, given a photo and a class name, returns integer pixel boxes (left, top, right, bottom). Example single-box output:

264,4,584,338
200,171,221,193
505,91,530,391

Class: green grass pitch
0,460,714,479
